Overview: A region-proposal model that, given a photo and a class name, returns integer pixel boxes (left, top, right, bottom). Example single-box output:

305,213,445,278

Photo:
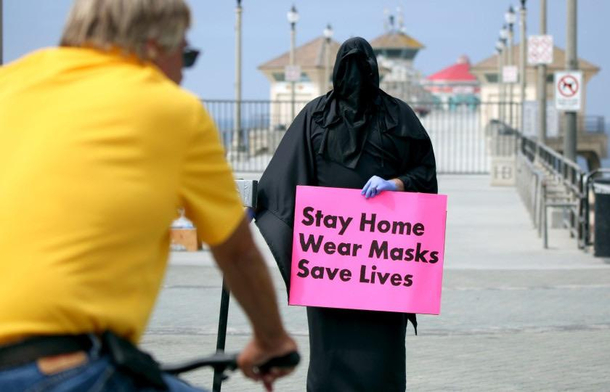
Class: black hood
312,36,428,169
312,37,380,169
332,37,380,111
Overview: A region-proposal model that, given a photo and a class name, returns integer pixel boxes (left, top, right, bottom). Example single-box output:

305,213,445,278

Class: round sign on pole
554,71,582,111
557,75,579,98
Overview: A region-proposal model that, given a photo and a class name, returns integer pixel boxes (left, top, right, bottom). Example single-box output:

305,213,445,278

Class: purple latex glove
361,175,398,199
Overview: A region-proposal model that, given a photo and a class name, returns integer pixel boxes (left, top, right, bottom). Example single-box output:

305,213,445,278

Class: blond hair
60,0,191,60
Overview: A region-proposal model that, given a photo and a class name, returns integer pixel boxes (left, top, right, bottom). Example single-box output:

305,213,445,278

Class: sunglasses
183,47,201,68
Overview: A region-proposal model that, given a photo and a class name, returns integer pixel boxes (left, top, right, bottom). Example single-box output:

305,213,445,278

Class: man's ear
144,39,159,61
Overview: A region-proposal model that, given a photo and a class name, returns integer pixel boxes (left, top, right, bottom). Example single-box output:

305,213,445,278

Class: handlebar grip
257,351,301,374
160,352,238,375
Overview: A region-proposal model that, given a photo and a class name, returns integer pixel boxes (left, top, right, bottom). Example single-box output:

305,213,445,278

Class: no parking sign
555,71,582,111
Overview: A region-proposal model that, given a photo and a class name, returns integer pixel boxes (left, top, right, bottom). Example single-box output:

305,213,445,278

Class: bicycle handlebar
160,351,300,376
256,351,301,374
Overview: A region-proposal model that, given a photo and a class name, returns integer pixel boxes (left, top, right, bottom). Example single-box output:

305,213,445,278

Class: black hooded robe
256,37,437,392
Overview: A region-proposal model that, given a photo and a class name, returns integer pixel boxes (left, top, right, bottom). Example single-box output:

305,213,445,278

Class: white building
471,44,599,129
258,36,340,128
471,45,606,169
258,20,430,123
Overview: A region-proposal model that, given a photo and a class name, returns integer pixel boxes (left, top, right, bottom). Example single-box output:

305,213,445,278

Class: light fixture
323,24,333,40
505,5,516,26
287,5,299,25
499,24,509,40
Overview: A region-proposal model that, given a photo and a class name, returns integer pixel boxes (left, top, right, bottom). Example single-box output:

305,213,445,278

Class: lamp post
495,40,505,122
235,0,244,155
505,6,516,127
323,24,333,93
499,25,509,123
519,0,527,126
287,5,299,122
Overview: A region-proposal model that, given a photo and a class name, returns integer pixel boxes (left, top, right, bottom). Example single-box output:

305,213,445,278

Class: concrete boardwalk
141,175,610,392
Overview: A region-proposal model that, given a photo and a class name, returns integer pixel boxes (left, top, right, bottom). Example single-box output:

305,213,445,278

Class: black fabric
307,307,408,392
255,106,317,290
255,36,437,392
313,37,430,169
0,335,93,370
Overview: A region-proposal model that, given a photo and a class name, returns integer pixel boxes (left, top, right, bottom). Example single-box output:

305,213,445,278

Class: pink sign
289,186,447,315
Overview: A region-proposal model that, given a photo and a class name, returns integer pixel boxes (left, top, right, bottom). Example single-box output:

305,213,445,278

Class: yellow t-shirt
0,48,244,344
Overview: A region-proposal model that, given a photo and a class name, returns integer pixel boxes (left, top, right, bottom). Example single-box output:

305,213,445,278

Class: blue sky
3,0,609,122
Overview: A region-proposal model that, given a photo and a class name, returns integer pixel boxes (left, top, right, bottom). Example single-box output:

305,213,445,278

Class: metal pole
500,44,506,123
507,26,514,127
497,48,503,121
537,0,547,147
564,0,578,162
212,280,231,392
324,37,330,92
520,1,527,129
290,22,296,121
234,0,243,155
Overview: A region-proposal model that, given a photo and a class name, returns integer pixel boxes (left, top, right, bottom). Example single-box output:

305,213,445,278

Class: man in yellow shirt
0,0,297,390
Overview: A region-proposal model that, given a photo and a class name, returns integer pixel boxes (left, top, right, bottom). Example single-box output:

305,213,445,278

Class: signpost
555,71,582,111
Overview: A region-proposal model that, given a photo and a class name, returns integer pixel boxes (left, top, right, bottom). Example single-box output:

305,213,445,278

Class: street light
235,0,244,155
505,6,516,127
519,1,527,130
495,40,505,53
323,24,333,92
537,0,548,148
287,5,299,121
496,39,506,122
498,26,508,123
499,24,509,40
287,5,299,25
505,5,517,26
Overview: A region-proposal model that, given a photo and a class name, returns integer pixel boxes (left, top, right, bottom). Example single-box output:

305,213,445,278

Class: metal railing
420,102,519,174
517,134,587,248
203,99,520,174
516,146,545,228
552,114,606,136
583,115,605,134
203,100,308,172
203,99,603,252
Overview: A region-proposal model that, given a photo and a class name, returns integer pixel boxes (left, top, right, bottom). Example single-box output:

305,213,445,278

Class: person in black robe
255,37,437,391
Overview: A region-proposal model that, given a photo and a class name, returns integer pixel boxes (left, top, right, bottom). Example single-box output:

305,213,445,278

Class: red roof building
423,55,480,104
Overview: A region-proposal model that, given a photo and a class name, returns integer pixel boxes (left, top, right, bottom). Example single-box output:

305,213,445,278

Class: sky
2,0,610,123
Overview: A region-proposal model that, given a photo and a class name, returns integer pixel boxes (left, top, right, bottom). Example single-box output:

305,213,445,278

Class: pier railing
516,134,589,249
203,99,520,174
